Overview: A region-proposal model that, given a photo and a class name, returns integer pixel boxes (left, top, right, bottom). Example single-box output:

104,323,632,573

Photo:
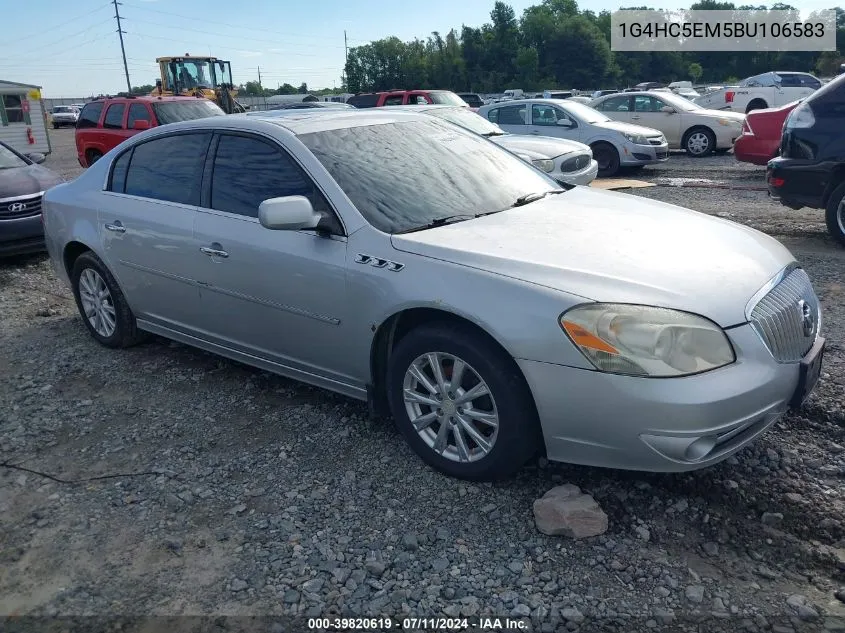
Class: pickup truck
693,71,821,113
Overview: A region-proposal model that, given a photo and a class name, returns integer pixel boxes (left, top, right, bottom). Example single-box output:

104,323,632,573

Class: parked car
457,93,484,108
391,104,597,186
0,140,63,256
592,90,619,98
590,91,745,157
694,72,821,113
767,73,845,246
346,90,468,108
734,101,800,165
267,102,355,111
478,98,668,177
50,105,80,128
75,95,225,167
566,96,593,105
42,109,824,480
542,90,573,99
667,81,700,100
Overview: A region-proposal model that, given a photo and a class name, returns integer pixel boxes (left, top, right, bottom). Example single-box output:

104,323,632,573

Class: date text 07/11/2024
306,617,529,630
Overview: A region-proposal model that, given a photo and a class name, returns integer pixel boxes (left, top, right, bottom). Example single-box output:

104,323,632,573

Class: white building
0,80,50,155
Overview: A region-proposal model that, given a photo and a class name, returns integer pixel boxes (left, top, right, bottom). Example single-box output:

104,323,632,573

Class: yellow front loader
151,55,246,114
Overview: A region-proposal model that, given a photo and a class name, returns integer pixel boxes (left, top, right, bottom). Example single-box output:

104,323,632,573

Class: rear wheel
386,322,540,480
85,149,103,167
746,99,768,113
825,182,845,247
591,142,621,177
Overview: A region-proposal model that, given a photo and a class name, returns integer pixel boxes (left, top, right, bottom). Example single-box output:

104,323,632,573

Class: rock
365,560,387,577
784,493,804,504
164,493,183,510
835,588,845,604
532,484,608,539
230,578,248,592
635,526,651,542
798,605,819,621
702,542,719,556
685,585,705,603
786,594,807,609
431,558,449,572
332,568,351,585
508,561,523,574
302,578,324,593
761,512,784,526
511,604,531,617
672,499,689,513
560,607,584,623
402,533,419,551
283,590,300,604
654,586,671,598
480,503,497,514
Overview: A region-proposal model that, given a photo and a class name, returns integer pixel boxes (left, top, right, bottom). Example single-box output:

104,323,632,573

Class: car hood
390,187,793,327
0,163,64,199
594,119,664,137
492,134,589,158
691,109,745,123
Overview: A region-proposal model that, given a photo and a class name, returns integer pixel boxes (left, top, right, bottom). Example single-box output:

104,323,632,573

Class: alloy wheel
402,352,499,463
78,268,117,338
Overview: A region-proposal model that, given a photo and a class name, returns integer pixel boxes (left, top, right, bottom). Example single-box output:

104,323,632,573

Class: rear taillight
741,119,752,135
768,176,785,187
725,91,735,103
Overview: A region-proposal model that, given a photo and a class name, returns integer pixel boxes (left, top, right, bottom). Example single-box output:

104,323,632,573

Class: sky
1,0,836,97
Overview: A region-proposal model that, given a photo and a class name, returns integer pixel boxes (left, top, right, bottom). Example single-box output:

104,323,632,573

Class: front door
192,132,352,383
630,95,681,145
526,103,579,140
99,131,211,332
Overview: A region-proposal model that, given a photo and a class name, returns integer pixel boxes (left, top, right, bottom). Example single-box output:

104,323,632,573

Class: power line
12,2,112,43
4,17,115,60
112,0,132,92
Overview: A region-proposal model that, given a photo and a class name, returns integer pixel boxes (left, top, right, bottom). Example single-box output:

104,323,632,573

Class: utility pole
257,66,262,88
112,0,131,93
343,30,348,89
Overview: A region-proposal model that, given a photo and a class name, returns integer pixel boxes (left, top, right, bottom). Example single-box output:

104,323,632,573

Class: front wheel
684,128,716,157
825,182,845,247
386,323,540,481
592,142,621,177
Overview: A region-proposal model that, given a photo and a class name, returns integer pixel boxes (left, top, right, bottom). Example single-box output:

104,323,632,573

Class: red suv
347,90,468,108
75,95,225,167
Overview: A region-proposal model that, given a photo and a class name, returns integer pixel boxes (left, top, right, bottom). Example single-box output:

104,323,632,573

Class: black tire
746,100,767,113
70,251,146,348
714,148,730,155
52,123,59,129
683,127,716,157
85,149,103,167
591,142,621,177
386,322,541,481
825,181,845,247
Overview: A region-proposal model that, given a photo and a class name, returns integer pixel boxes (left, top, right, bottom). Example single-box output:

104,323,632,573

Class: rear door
405,91,433,105
192,132,352,382
99,131,210,331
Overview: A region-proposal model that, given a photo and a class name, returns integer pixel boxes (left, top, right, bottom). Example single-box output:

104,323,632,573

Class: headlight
623,133,649,145
532,158,555,173
717,118,741,127
559,304,735,377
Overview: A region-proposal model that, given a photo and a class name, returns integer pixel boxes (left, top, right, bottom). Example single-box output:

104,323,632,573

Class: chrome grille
749,267,820,362
560,153,591,173
648,137,664,145
0,193,43,220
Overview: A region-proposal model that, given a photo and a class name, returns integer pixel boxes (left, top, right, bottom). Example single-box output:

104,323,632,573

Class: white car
50,106,79,128
478,99,668,177
590,91,745,157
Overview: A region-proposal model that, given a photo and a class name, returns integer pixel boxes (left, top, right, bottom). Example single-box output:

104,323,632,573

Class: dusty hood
0,164,64,199
597,120,664,137
390,187,794,327
492,134,589,158
696,109,745,123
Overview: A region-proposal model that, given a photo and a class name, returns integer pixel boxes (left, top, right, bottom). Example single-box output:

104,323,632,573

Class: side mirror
26,153,46,164
259,196,321,231
132,119,152,130
660,106,676,114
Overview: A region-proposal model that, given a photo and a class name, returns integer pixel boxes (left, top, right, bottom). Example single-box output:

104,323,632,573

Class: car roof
90,95,207,104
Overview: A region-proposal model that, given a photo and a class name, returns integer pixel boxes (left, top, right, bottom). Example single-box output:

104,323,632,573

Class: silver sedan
42,110,824,481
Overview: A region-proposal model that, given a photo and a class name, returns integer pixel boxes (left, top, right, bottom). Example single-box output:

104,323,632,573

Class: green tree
816,50,844,76
298,82,308,94
688,62,703,83
130,84,155,95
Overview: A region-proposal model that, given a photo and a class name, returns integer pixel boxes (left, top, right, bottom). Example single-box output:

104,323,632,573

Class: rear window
347,94,379,108
151,100,225,124
77,102,103,128
804,72,845,117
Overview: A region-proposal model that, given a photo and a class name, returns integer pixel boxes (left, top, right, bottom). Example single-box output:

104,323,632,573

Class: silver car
478,98,669,177
42,110,825,481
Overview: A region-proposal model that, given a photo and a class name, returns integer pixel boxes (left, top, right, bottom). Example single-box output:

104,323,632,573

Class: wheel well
746,99,767,113
822,166,845,207
368,308,527,419
682,125,715,144
63,241,91,277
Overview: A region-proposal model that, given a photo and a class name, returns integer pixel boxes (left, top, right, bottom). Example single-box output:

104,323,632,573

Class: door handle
530,130,540,135
200,245,229,258
104,222,125,233
631,115,641,120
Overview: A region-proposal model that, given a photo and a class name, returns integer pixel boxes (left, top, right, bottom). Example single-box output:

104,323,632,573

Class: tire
386,322,541,481
591,142,621,177
683,127,716,157
70,251,146,348
85,149,103,167
52,123,59,129
746,100,767,113
714,148,730,155
825,181,845,247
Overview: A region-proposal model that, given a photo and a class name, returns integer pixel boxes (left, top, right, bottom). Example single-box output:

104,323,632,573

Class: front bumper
767,157,832,210
51,117,78,125
519,323,806,472
619,141,670,166
555,159,598,186
0,214,45,257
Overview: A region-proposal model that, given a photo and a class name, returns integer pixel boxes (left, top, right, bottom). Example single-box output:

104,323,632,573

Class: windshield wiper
481,131,505,137
511,188,568,208
394,214,476,234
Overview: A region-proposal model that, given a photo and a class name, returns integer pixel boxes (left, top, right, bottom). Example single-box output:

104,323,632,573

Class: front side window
124,133,211,205
633,96,660,112
127,103,152,128
2,95,25,123
210,134,334,224
299,119,558,234
77,102,103,128
531,104,571,126
103,103,125,129
383,96,403,106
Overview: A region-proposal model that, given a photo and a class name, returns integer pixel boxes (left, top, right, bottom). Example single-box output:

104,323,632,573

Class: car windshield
554,100,609,123
428,91,468,106
152,100,226,124
53,106,74,113
655,92,701,111
424,107,505,136
0,143,27,169
299,119,558,234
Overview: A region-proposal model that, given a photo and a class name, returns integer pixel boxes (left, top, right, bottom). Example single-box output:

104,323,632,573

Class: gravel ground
2,129,845,631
